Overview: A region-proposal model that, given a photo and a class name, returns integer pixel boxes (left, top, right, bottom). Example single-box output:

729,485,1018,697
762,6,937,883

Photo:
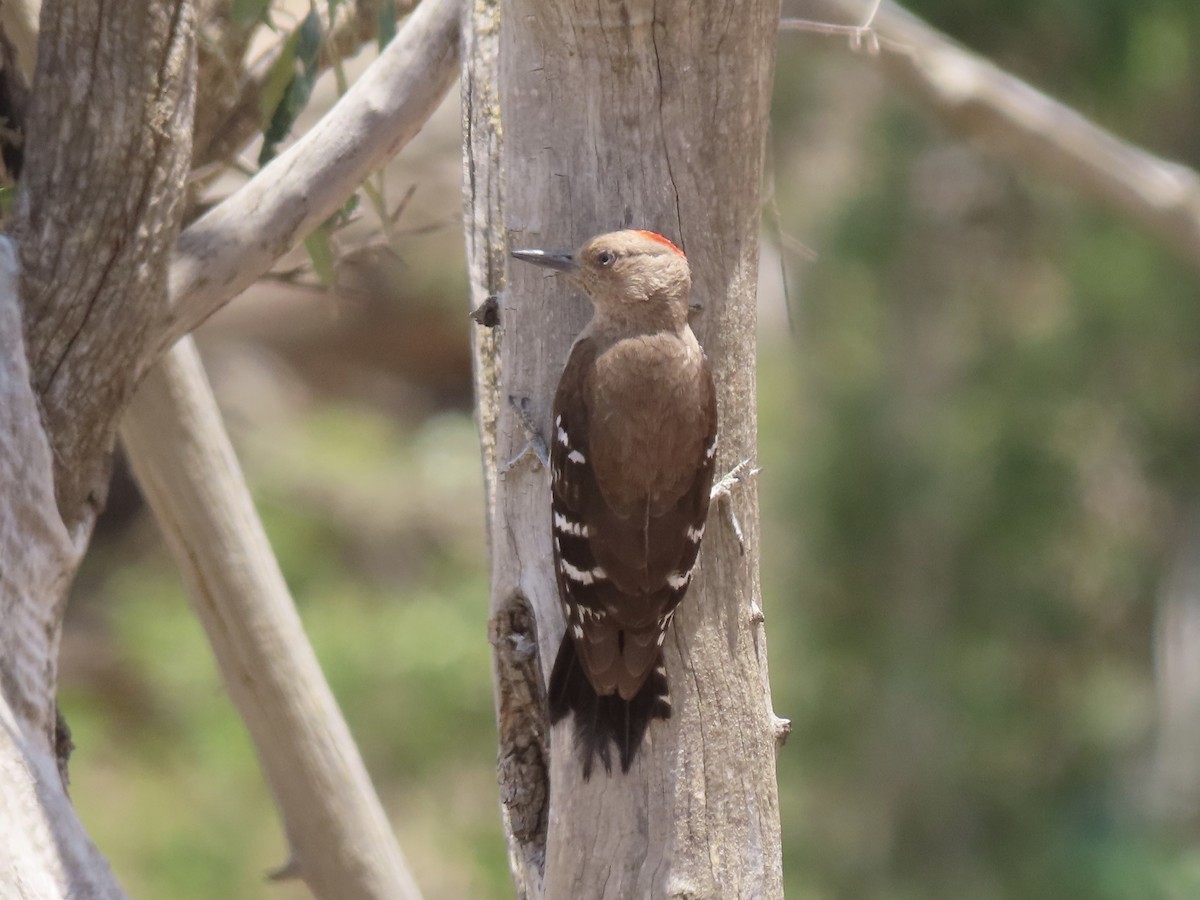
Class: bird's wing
551,340,717,698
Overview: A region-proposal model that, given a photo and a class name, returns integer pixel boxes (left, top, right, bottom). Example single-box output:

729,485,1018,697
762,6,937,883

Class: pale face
573,231,691,312
511,229,693,329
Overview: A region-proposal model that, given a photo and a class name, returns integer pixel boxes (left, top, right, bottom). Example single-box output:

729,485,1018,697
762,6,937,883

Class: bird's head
512,229,692,331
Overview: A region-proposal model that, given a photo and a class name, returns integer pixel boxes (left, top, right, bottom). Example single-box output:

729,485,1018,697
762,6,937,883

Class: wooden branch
120,338,423,900
111,1,461,894
803,0,1200,271
0,235,79,748
1,0,194,756
0,0,454,892
16,0,196,533
0,235,123,896
0,693,124,897
465,1,785,896
155,0,461,357
0,0,193,891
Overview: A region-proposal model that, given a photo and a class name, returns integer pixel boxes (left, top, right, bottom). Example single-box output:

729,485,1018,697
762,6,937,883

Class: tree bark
0,0,194,895
18,0,195,536
0,236,123,898
0,0,460,892
464,2,786,897
111,3,463,896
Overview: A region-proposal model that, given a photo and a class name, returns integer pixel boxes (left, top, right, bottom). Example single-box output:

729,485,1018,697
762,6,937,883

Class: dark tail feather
548,635,671,779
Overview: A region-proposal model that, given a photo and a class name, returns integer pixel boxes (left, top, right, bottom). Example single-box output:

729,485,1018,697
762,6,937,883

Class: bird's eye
596,250,616,267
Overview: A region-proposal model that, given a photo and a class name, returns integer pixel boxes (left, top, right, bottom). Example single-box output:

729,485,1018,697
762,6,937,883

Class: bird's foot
503,394,550,472
711,457,761,557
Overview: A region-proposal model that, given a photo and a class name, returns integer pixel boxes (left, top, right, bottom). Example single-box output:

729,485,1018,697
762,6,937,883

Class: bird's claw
503,395,550,472
711,457,760,556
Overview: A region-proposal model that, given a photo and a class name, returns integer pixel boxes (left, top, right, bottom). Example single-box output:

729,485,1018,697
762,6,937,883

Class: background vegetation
58,0,1200,896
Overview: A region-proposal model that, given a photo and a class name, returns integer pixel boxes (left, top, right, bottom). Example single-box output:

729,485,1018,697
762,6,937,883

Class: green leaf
325,192,361,231
341,192,360,218
295,7,323,78
378,3,398,51
257,8,324,166
259,29,299,126
232,0,273,28
304,226,336,287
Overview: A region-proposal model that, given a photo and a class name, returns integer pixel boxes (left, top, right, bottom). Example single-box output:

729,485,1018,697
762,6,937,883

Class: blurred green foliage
57,0,1200,896
771,1,1200,897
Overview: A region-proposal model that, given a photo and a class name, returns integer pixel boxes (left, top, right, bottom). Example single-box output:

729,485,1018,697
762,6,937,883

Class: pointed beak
510,247,579,273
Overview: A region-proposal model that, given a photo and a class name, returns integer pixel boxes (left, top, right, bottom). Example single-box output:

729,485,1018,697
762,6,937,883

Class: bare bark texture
0,0,194,895
18,0,195,534
0,0,458,891
3,0,194,768
462,2,539,889
0,238,122,898
121,338,424,900
464,2,786,897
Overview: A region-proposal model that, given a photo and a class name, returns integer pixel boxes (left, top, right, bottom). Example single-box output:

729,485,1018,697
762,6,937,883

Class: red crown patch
632,230,685,258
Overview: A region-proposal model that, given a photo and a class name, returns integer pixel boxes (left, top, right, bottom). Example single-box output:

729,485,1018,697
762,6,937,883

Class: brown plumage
512,229,717,777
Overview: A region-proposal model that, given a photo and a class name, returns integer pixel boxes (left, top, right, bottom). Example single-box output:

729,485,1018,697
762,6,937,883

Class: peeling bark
490,593,549,874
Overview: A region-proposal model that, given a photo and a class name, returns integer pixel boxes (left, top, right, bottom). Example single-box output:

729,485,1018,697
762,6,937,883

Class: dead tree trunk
0,1,194,894
463,2,786,897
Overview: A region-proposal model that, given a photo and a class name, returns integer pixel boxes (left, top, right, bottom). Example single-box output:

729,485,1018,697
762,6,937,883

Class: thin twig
780,0,884,54
790,0,1200,272
158,0,461,354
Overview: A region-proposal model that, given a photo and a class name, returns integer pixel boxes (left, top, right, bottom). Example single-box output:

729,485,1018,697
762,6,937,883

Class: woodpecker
511,229,717,778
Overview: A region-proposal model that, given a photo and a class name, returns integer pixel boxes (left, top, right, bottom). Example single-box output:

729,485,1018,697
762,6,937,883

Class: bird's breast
586,331,709,512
